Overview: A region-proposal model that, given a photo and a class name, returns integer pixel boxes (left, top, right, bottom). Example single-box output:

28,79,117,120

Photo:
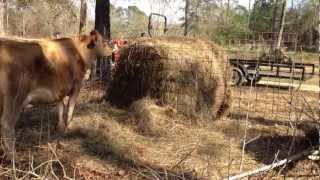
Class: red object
112,39,127,63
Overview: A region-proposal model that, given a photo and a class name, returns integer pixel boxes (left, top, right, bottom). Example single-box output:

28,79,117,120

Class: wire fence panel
2,6,319,179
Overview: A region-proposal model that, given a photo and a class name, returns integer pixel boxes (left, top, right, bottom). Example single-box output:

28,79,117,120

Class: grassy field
0,82,319,179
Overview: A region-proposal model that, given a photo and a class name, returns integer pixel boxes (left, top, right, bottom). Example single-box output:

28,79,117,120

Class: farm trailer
230,58,315,86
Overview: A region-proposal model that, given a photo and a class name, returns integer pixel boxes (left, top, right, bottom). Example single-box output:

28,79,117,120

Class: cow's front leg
57,98,68,134
65,85,81,128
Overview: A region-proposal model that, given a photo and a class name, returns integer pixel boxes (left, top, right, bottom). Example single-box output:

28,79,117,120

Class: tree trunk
184,0,189,36
271,0,279,32
227,0,230,23
95,0,110,39
95,0,111,80
318,0,320,52
276,0,287,49
22,8,25,36
0,0,5,35
79,0,87,34
3,0,6,34
271,0,279,49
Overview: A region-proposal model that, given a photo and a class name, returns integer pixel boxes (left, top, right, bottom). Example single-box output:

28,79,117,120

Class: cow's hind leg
0,76,25,160
0,96,23,160
57,85,80,134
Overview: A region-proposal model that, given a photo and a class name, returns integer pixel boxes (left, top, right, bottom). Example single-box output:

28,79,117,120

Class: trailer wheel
245,65,261,85
231,67,244,86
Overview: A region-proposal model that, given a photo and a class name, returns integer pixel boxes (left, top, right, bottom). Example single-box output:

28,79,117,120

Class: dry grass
0,41,319,179
0,83,318,179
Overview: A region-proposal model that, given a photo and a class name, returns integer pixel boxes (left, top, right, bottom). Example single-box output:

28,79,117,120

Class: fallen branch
227,148,314,180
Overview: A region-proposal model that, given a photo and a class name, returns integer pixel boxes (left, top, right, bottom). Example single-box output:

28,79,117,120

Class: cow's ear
87,39,95,49
79,35,87,42
90,30,99,41
90,30,98,36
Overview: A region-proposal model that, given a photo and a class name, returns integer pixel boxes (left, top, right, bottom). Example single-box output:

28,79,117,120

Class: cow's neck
71,38,95,69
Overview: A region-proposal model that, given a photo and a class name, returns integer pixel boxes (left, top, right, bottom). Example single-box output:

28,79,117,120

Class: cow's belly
23,88,61,106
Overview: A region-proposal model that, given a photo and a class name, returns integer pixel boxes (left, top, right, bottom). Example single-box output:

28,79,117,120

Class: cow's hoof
57,125,66,135
57,125,71,137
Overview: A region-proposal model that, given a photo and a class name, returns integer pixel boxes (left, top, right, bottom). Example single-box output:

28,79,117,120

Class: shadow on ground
228,112,292,127
66,127,198,180
244,126,320,177
1,104,199,179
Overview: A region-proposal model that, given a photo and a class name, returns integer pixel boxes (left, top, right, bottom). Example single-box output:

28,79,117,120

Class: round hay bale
106,37,231,121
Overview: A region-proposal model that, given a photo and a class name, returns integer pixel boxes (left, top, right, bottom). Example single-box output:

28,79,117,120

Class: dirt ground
0,81,319,179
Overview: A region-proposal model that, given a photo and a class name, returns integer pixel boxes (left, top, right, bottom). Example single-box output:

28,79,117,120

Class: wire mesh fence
75,28,320,178
0,13,319,180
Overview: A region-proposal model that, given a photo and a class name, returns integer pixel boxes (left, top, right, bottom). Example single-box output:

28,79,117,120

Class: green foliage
4,0,318,51
249,0,274,32
180,0,249,45
176,0,318,50
110,4,148,38
285,0,319,51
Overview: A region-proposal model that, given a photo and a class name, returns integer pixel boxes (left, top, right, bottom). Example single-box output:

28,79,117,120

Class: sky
108,0,254,24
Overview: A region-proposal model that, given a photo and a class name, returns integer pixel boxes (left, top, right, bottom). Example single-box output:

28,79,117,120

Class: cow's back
0,39,45,69
0,38,71,103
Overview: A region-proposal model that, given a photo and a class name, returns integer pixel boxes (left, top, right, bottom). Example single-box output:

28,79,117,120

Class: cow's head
78,30,112,62
88,30,112,57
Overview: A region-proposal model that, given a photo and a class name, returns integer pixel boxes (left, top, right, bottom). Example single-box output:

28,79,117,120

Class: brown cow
0,30,112,159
